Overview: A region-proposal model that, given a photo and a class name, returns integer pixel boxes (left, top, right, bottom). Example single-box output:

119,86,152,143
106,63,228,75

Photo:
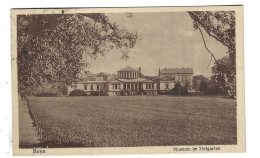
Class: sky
86,12,228,77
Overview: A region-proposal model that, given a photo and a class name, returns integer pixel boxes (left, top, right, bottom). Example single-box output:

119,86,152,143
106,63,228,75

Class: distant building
68,66,194,96
107,66,157,96
159,67,193,87
68,72,107,96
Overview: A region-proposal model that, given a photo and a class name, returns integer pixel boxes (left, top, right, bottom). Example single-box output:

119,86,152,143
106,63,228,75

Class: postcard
11,6,245,155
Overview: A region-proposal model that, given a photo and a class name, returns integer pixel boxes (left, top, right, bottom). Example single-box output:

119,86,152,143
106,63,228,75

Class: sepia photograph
11,6,245,155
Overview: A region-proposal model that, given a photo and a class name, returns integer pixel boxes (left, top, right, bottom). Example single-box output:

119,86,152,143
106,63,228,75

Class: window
145,83,153,89
91,85,94,90
84,84,87,90
97,85,99,90
165,83,169,89
118,84,121,89
115,84,117,89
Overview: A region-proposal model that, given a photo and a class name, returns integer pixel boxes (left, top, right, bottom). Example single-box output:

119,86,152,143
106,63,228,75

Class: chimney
138,66,141,77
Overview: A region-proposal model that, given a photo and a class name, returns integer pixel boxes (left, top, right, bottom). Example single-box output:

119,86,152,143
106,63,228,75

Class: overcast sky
86,12,228,77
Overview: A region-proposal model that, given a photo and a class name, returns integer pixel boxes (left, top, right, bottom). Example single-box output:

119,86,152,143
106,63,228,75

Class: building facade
68,66,193,96
159,67,193,87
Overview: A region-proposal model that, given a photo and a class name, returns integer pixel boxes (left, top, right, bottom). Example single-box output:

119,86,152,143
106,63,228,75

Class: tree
170,81,188,96
174,82,181,95
181,81,189,95
212,56,234,96
192,75,208,91
193,75,226,95
207,76,226,95
188,11,236,98
17,14,138,95
199,78,208,95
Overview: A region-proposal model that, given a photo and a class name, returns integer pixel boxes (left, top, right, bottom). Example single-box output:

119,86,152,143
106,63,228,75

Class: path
19,100,41,148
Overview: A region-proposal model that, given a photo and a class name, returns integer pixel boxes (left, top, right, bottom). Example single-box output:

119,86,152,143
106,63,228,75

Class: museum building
68,66,193,96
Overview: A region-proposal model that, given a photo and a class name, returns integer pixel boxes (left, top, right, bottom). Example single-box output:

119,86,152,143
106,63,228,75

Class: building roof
117,78,153,83
107,78,122,83
153,76,175,82
117,66,138,72
73,80,107,84
160,68,193,74
96,72,109,77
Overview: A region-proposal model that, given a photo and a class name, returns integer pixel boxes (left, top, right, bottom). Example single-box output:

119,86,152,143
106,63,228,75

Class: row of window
162,75,192,80
73,83,170,91
83,84,101,90
145,83,154,89
112,84,121,89
118,72,139,78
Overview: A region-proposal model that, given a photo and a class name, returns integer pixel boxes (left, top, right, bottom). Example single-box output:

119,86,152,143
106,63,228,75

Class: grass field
27,96,237,147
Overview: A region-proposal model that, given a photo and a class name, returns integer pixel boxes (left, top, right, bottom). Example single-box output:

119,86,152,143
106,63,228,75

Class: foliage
207,76,226,95
193,75,207,91
17,14,138,94
170,81,188,95
212,56,235,97
188,11,236,98
193,75,226,95
69,90,87,96
199,78,208,95
35,92,59,97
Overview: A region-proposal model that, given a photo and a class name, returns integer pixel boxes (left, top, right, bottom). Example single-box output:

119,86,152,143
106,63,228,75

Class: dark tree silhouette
188,11,236,98
193,75,208,91
17,14,138,95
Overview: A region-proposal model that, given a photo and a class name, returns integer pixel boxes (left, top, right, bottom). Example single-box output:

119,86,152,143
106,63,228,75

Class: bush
35,93,59,97
69,90,87,96
90,91,100,96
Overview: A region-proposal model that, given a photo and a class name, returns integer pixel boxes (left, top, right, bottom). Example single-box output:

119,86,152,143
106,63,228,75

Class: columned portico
117,66,139,79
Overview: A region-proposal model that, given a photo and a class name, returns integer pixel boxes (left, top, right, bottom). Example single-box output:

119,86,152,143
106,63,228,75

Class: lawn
27,96,237,147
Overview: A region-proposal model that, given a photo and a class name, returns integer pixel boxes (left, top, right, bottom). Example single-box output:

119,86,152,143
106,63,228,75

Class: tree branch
207,56,213,69
188,12,229,48
188,12,218,64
